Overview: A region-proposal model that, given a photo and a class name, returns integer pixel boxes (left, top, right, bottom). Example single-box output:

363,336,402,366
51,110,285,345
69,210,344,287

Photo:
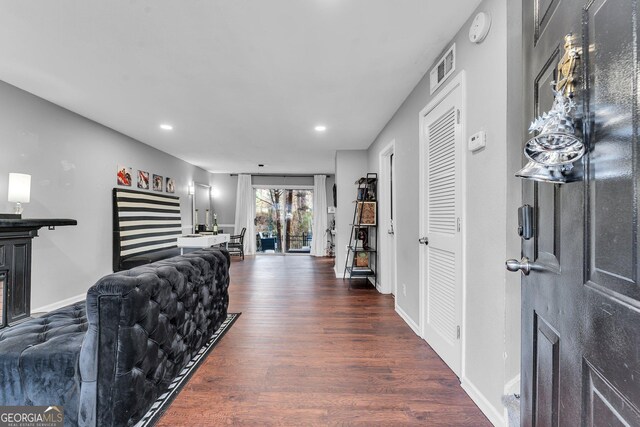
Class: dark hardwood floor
159,255,490,426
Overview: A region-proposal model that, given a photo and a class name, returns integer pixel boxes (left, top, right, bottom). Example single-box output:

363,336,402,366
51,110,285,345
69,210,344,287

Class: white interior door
420,77,463,377
379,142,397,296
389,152,396,296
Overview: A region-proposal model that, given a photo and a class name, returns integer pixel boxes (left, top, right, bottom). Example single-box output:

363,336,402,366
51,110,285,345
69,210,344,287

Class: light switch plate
468,131,486,152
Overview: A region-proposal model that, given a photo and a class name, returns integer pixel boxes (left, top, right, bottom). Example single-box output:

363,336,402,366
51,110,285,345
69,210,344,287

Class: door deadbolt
518,205,534,240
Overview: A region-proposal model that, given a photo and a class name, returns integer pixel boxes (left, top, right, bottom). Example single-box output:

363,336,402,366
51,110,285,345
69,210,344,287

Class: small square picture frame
355,201,376,226
137,170,150,190
153,174,163,192
166,177,175,193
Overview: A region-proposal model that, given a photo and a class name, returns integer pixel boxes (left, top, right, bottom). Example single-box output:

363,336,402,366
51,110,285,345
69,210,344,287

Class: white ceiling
0,0,481,174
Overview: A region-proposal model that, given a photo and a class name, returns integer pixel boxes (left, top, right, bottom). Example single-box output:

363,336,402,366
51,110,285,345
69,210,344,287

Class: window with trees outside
255,188,313,254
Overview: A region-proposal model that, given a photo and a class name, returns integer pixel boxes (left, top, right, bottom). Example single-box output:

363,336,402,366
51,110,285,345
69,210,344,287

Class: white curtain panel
233,174,256,255
310,175,328,257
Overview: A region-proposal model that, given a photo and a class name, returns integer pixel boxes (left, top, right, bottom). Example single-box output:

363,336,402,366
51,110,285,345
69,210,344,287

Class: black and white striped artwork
114,188,182,260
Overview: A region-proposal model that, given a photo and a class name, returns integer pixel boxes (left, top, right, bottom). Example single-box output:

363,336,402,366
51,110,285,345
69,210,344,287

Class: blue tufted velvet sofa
0,248,230,427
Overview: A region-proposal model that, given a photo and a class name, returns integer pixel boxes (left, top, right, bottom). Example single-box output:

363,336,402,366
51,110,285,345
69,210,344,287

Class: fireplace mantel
0,218,77,233
0,218,77,327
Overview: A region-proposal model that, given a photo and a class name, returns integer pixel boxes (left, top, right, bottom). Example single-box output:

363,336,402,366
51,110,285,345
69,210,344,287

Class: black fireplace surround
0,248,230,426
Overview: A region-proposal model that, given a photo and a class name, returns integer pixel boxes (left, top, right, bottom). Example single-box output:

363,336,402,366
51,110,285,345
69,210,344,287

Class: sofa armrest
79,249,229,427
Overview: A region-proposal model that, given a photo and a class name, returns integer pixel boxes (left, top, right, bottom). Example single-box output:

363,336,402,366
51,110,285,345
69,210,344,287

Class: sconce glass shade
8,173,31,203
211,187,221,198
188,184,195,196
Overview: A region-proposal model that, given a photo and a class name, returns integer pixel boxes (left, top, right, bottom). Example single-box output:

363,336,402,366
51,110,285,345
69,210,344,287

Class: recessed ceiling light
314,125,327,132
160,124,173,131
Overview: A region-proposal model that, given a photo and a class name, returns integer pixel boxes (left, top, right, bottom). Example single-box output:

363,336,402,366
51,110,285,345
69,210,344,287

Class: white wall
325,173,336,222
0,80,212,310
211,173,238,229
253,176,313,186
334,150,368,276
504,0,523,396
365,0,520,423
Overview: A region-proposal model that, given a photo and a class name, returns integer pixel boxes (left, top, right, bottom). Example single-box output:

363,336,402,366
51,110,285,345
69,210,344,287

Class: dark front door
520,0,640,425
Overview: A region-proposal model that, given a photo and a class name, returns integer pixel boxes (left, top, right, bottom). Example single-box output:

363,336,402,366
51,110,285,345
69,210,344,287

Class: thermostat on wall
468,131,486,152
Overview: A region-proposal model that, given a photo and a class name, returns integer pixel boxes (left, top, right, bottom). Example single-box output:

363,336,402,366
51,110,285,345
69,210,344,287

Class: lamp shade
8,173,31,203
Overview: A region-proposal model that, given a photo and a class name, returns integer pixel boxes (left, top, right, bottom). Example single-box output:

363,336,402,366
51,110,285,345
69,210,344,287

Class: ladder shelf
343,172,377,289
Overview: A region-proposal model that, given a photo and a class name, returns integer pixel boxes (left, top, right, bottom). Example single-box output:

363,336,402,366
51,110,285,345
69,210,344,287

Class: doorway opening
254,187,314,254
379,140,397,296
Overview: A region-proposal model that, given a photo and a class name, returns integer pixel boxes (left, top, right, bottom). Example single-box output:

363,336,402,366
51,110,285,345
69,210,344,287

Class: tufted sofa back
78,249,230,427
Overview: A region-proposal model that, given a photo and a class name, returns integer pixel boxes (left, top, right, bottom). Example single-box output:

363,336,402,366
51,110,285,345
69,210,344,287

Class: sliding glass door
255,188,313,254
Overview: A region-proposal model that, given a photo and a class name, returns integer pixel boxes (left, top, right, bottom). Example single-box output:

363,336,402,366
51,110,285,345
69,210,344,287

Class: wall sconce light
211,187,221,198
8,173,31,216
188,183,195,196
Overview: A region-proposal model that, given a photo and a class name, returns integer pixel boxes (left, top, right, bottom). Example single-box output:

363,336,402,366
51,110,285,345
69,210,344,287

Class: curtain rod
229,173,331,177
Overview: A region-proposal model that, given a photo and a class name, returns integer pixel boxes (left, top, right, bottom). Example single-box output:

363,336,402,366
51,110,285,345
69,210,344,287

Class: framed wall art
117,165,132,186
166,177,175,193
137,170,150,190
355,201,376,225
355,251,369,268
153,174,163,192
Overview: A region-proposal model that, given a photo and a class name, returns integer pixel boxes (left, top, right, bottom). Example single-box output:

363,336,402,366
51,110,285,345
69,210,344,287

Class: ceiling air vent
430,44,456,94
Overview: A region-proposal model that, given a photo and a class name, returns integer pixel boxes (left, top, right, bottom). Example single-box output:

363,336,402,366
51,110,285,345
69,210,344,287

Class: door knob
419,237,429,245
506,257,531,275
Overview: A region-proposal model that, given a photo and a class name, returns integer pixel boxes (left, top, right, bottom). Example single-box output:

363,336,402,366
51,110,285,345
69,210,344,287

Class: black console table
0,218,77,328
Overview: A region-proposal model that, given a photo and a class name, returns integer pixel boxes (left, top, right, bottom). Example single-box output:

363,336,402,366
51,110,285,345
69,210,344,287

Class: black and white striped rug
135,313,240,427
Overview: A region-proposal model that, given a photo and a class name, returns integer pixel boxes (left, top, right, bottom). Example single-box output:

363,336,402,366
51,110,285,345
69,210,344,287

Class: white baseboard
503,374,521,427
32,292,86,314
369,277,379,289
461,376,506,427
334,265,343,278
376,281,392,294
504,374,520,395
395,303,421,336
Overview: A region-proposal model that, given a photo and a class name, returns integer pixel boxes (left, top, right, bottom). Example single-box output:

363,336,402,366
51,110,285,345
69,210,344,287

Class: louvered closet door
421,80,463,377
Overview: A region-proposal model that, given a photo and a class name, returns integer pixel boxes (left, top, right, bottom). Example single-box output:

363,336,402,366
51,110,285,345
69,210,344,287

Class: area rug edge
136,312,241,427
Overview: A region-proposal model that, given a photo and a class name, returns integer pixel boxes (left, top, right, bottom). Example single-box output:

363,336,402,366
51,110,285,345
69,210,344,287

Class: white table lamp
8,173,31,215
